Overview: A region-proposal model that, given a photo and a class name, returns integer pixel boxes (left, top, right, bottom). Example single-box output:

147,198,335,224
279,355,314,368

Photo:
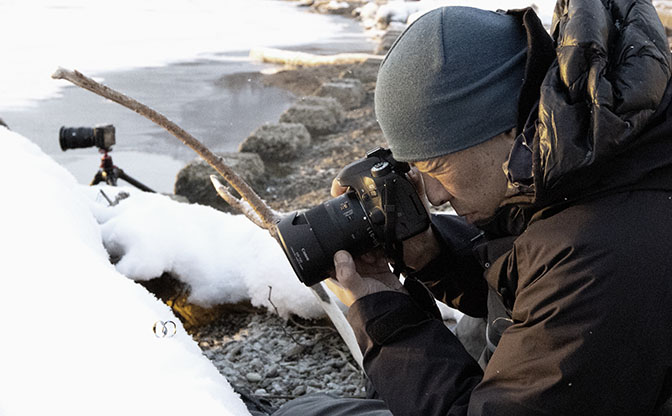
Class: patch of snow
0,126,251,415
327,1,351,9
363,0,556,31
83,185,326,319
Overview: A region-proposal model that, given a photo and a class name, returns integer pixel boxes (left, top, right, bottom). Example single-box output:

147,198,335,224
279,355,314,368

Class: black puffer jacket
347,1,672,415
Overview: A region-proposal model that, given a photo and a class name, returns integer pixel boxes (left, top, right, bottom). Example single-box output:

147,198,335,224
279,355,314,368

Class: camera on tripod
57,124,155,193
59,124,116,151
277,148,430,286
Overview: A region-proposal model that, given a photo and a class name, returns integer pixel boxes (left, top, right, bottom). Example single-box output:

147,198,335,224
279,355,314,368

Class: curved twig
210,175,266,229
52,67,280,231
52,66,363,370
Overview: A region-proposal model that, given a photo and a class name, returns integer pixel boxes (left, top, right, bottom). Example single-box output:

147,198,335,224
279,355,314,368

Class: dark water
2,20,374,193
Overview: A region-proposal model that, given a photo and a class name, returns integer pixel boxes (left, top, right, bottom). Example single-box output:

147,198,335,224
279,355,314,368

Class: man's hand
330,167,441,271
325,250,407,307
401,168,441,270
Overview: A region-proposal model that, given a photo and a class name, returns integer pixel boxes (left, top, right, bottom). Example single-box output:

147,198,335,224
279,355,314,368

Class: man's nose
422,174,449,206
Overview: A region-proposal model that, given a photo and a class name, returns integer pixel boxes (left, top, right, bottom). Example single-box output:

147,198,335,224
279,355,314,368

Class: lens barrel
59,126,96,151
59,125,115,151
277,192,379,286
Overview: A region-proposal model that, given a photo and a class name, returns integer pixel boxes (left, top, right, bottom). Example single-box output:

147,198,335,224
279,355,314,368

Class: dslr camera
277,148,430,286
59,124,116,151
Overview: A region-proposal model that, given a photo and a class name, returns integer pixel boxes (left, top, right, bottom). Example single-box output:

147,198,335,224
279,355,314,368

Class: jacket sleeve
408,214,488,317
348,291,483,416
349,201,672,415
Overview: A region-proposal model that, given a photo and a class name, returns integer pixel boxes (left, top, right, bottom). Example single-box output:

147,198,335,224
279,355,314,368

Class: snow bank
0,126,250,416
358,0,557,30
84,186,325,319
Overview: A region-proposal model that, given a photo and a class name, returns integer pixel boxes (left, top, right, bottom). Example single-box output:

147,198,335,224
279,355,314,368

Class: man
273,1,672,415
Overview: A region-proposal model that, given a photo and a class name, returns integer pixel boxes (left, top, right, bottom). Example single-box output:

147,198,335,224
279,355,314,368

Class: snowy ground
0,118,466,415
0,126,259,415
84,185,326,319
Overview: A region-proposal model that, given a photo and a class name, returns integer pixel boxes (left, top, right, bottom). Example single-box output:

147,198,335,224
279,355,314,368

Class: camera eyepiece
59,124,116,151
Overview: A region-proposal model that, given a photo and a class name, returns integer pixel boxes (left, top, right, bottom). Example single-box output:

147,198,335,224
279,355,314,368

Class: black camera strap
382,178,409,277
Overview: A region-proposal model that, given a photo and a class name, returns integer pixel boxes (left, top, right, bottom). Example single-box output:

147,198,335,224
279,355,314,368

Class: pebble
246,372,263,383
265,365,279,378
192,312,365,409
248,358,263,370
292,385,307,396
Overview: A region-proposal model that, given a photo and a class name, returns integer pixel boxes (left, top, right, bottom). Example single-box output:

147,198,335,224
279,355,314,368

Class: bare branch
51,67,280,231
210,175,266,229
52,66,364,370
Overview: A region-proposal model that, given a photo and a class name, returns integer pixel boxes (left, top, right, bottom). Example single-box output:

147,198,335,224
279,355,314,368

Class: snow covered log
250,47,383,67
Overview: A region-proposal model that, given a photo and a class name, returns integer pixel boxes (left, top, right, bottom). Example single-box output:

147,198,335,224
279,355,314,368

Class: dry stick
52,67,364,370
51,67,279,233
210,175,266,229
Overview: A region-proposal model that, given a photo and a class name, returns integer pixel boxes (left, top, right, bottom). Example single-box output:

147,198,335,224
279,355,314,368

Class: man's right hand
330,167,441,271
325,250,407,307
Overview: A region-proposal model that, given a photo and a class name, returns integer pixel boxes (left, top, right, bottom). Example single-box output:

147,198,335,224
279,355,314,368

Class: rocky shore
140,1,672,411
178,3,394,411
185,56,383,413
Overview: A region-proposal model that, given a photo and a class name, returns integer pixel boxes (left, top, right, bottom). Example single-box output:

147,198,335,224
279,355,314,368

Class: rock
354,2,379,28
279,96,345,137
246,372,263,383
375,2,419,30
0,118,8,129
239,123,311,162
340,59,380,84
316,78,366,110
174,152,265,213
313,0,355,15
265,365,279,378
375,22,406,55
292,385,307,396
656,1,672,34
283,343,306,360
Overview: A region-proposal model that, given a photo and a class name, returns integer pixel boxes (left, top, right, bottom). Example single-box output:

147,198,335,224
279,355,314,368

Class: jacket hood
502,1,672,208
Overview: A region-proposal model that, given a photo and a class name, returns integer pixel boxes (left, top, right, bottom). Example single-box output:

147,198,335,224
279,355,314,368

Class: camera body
277,148,430,286
59,124,116,151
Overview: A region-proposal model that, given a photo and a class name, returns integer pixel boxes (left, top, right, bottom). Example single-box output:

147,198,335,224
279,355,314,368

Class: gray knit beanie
375,6,527,162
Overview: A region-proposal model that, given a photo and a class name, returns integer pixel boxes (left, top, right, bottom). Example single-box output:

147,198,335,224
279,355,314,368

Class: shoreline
1,6,376,194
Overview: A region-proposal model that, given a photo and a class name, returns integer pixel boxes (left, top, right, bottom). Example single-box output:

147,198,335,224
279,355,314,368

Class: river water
0,0,373,192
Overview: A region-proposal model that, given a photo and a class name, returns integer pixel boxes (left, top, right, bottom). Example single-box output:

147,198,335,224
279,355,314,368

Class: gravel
191,311,367,409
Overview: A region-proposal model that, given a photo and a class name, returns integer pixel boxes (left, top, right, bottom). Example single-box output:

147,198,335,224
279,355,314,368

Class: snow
84,186,326,319
0,0,355,111
358,0,558,30
0,126,253,415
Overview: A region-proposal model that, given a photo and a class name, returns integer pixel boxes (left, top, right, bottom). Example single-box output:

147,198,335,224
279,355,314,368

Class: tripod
90,148,155,193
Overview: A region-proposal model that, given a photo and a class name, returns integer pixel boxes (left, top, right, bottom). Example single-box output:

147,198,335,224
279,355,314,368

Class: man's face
413,137,510,224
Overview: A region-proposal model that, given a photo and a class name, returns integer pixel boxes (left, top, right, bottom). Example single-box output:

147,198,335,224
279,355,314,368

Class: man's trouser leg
272,393,392,416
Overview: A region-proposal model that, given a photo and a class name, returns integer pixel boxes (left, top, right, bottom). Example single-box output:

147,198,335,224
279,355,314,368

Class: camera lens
277,192,379,286
59,126,96,151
